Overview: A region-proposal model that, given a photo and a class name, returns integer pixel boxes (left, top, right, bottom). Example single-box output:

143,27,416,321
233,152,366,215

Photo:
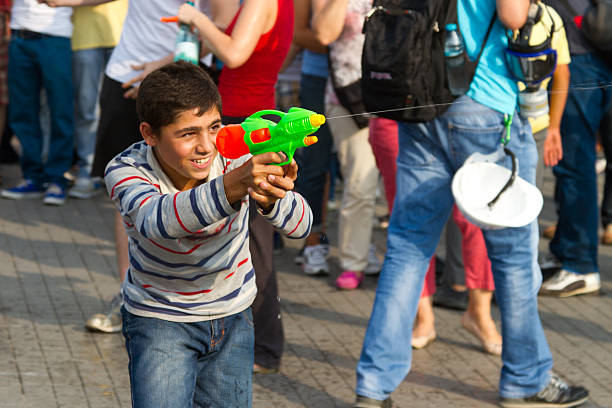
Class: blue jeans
8,33,73,188
356,96,553,400
550,53,612,274
294,73,333,231
72,47,113,179
121,307,255,408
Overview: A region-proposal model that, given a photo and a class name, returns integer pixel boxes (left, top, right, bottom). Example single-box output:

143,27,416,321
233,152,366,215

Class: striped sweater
105,141,312,322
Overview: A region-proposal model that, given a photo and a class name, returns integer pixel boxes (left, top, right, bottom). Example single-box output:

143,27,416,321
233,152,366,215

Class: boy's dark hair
136,61,222,135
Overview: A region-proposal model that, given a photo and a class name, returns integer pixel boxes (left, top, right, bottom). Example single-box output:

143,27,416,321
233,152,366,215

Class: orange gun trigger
304,136,318,146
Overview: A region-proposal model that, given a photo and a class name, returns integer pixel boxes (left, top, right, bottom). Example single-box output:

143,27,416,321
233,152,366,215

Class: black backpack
557,0,612,66
361,0,494,123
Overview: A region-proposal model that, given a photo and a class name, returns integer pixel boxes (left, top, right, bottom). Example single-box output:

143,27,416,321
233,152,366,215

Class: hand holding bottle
177,2,201,26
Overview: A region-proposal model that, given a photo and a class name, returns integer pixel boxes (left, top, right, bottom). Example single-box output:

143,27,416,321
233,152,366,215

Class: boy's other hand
223,152,299,210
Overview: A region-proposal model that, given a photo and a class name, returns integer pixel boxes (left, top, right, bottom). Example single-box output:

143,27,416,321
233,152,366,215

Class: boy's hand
249,156,299,211
543,127,563,167
223,152,299,211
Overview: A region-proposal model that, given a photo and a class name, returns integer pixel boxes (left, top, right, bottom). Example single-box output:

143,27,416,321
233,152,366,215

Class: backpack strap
474,12,498,67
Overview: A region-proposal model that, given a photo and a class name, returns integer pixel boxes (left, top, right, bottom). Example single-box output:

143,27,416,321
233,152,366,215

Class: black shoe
433,285,468,310
354,395,393,408
499,373,588,408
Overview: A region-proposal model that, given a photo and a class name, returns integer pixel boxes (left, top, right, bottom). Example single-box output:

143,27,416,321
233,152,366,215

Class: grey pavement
0,161,611,408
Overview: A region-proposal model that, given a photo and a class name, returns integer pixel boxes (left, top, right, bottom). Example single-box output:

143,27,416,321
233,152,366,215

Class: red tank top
218,0,294,117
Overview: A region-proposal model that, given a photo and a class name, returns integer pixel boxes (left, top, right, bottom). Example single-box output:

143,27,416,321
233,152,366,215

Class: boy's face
141,107,222,191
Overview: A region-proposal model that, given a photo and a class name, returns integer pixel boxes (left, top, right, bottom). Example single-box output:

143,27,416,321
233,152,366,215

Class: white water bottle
444,23,469,96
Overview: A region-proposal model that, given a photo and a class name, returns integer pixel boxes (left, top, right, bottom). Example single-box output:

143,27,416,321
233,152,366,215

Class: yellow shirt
518,4,571,133
71,0,128,51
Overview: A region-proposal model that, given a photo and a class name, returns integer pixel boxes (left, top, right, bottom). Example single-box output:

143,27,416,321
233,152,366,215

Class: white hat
452,150,543,230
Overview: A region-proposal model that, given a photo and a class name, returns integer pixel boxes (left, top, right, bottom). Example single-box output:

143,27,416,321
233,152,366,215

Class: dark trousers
294,73,334,230
223,114,283,369
550,53,612,273
92,75,140,178
600,105,612,227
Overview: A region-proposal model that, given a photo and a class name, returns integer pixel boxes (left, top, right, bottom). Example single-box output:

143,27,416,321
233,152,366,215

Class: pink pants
368,117,495,297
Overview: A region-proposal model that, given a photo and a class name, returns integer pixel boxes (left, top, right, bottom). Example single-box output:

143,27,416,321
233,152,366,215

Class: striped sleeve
262,191,312,240
105,162,237,240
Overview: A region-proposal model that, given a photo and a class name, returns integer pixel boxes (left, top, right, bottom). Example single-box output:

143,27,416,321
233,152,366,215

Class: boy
105,61,312,407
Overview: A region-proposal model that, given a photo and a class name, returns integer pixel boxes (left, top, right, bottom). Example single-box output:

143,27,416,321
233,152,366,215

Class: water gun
216,107,325,165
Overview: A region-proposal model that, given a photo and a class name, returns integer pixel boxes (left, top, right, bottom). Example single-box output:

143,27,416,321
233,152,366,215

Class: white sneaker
364,244,383,275
302,244,330,275
294,233,330,264
85,293,123,333
68,177,102,199
540,269,601,297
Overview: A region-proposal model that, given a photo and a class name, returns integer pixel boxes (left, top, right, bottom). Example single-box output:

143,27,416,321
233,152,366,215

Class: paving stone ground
0,161,610,408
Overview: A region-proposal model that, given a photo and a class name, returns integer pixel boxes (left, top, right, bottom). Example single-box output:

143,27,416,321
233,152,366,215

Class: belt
11,29,49,40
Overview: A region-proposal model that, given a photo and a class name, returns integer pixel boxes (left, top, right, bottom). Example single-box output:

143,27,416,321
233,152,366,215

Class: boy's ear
140,122,157,147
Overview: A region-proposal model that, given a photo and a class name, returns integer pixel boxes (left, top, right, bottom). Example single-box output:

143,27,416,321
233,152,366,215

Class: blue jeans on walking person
356,95,553,400
72,47,113,179
121,307,255,408
550,53,612,274
8,33,73,188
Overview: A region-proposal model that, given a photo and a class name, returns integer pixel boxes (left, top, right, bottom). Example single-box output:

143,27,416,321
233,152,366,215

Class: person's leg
432,214,469,310
121,308,200,408
194,309,254,407
295,73,333,233
458,106,552,398
411,258,437,348
91,75,140,179
452,206,501,353
293,74,334,273
549,55,612,280
39,35,73,188
356,118,454,400
86,76,140,332
367,117,398,214
72,47,111,183
0,14,8,166
221,115,282,371
248,199,283,371
6,36,44,186
327,103,379,285
599,104,612,238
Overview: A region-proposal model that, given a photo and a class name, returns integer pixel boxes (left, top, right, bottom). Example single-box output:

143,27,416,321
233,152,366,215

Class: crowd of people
0,0,610,407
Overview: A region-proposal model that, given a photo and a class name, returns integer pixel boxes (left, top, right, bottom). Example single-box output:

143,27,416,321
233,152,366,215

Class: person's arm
543,63,570,167
177,0,274,69
496,0,530,30
311,0,350,46
38,0,115,7
293,0,327,53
